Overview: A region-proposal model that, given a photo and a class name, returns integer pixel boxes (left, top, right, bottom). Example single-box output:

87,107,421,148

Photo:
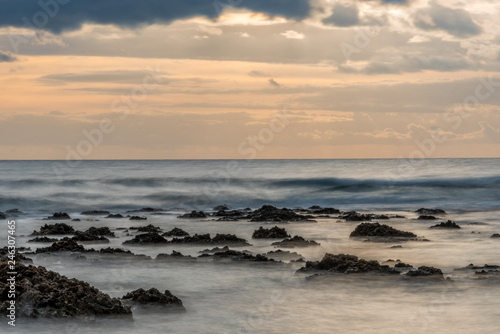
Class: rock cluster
298,253,397,274
430,220,461,229
252,226,290,239
271,235,320,248
350,223,417,238
122,288,184,310
249,205,314,223
31,223,76,236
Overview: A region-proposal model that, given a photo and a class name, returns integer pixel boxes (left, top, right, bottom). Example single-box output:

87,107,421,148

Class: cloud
249,70,272,77
269,78,281,87
280,30,305,39
322,4,359,27
0,0,312,33
413,1,482,38
39,70,168,84
0,50,17,62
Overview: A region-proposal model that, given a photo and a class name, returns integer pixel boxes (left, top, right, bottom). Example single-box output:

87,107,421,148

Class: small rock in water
81,210,111,216
44,212,71,220
430,220,461,229
122,288,185,311
350,222,417,238
162,227,190,237
272,235,320,248
31,223,76,236
416,208,446,215
129,216,147,221
252,226,290,239
178,210,207,219
491,234,500,238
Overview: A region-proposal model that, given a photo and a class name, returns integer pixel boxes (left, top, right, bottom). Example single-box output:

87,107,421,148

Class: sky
0,0,500,159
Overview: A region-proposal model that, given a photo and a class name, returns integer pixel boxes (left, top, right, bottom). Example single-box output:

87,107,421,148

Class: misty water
2,159,500,333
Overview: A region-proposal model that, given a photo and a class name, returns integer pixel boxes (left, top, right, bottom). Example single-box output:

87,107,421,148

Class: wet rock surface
36,240,94,253
350,223,417,239
271,235,320,248
123,232,167,244
162,227,190,237
129,216,147,221
491,234,500,238
44,212,71,220
248,205,315,223
430,220,461,229
178,211,207,219
416,208,446,215
0,212,6,219
131,224,162,233
298,253,398,274
170,233,250,245
209,250,275,262
252,226,290,239
418,215,437,220
156,251,196,261
122,288,184,310
28,236,59,243
71,232,110,242
106,214,125,219
0,260,132,318
85,227,115,237
406,266,444,278
31,223,76,236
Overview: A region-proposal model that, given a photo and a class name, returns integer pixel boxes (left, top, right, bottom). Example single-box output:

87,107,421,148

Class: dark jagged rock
72,232,110,242
390,245,403,249
131,224,161,233
0,261,131,318
455,263,500,271
217,217,240,221
85,227,115,237
156,251,196,261
198,246,230,254
298,253,397,274
491,234,500,238
81,210,110,216
213,204,232,211
252,226,290,239
350,222,417,238
266,250,302,261
127,208,166,213
271,235,320,248
122,232,167,244
28,236,59,243
129,216,147,221
0,247,33,264
44,212,71,220
406,266,444,277
169,233,249,245
418,215,437,220
310,207,340,215
98,247,133,254
416,208,446,215
178,210,207,219
339,211,372,221
430,220,461,229
162,227,190,237
249,205,315,223
122,288,184,310
6,208,24,214
210,250,275,262
0,212,6,219
212,234,249,244
31,223,76,236
394,262,413,268
106,214,125,219
36,240,94,253
72,219,81,222
214,209,244,217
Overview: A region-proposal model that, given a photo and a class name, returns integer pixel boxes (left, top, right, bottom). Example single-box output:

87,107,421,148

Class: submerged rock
298,253,397,274
132,224,161,233
271,235,320,248
339,211,372,221
0,261,131,318
81,210,110,216
72,232,110,242
123,232,167,244
178,210,207,219
106,214,125,219
490,234,500,238
6,208,24,215
252,226,290,239
129,216,147,221
0,212,6,219
416,208,446,215
44,212,71,220
127,208,166,213
350,222,417,238
211,250,275,262
249,205,315,223
28,236,59,243
156,251,196,261
213,204,232,211
162,227,190,237
36,240,94,253
418,215,437,220
85,227,115,237
430,220,461,229
406,266,444,277
98,247,133,254
31,223,76,236
122,288,184,311
214,209,244,217
310,207,340,215
170,233,249,245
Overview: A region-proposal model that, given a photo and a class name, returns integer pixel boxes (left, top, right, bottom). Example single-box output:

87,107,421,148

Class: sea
1,159,499,333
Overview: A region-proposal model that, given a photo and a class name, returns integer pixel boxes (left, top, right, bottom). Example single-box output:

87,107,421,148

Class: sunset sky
1,0,499,159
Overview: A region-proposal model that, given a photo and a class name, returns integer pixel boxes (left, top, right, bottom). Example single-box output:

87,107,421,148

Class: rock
123,233,167,244
162,227,190,237
266,250,302,261
310,207,340,215
178,211,207,219
0,247,33,264
36,240,94,253
406,266,444,277
350,222,417,238
298,253,397,274
430,220,460,229
198,246,231,254
106,214,125,219
416,208,446,215
491,234,500,238
213,204,232,211
44,212,71,220
85,227,115,237
81,210,110,216
390,245,403,249
216,217,240,221
0,260,131,318
72,232,110,242
271,235,320,248
212,234,249,244
252,226,290,239
249,205,315,223
214,209,244,217
418,215,437,220
454,264,499,271
6,208,24,214
98,247,133,254
72,219,81,222
211,250,275,262
339,211,372,221
156,251,196,261
170,233,250,245
28,236,59,243
0,212,6,219
394,262,413,268
122,288,184,311
129,216,147,221
131,224,161,233
127,208,165,213
31,223,76,236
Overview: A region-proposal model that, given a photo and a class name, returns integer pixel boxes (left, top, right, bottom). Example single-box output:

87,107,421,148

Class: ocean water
1,159,500,334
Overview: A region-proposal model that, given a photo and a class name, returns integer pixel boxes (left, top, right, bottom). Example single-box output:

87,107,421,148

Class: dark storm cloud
322,3,359,27
413,1,482,38
0,0,311,33
0,50,17,62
